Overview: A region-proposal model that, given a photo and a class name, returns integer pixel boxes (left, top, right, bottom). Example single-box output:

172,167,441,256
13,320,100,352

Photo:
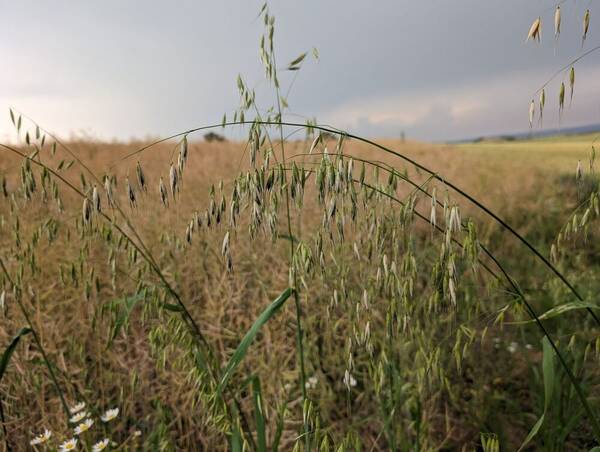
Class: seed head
159,177,168,207
554,6,561,38
569,67,575,102
104,176,115,208
169,163,178,197
528,100,535,128
92,184,101,212
343,370,357,390
136,161,147,191
583,9,590,44
126,177,136,208
82,197,92,225
559,82,565,112
539,88,545,123
526,17,541,42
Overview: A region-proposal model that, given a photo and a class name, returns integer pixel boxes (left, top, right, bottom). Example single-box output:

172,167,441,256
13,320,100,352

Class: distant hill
449,123,600,144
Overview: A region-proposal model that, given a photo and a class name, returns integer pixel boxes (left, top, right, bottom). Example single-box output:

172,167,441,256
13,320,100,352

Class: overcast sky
1,1,599,142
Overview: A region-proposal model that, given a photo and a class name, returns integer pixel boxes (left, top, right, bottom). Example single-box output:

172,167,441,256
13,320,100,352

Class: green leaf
508,300,599,324
518,337,556,451
271,399,289,452
217,288,293,394
107,292,145,347
0,328,32,383
161,303,184,312
542,336,555,411
518,413,545,452
252,376,267,452
231,424,243,452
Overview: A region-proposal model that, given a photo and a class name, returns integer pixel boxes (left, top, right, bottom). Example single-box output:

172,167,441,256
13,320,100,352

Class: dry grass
0,132,598,450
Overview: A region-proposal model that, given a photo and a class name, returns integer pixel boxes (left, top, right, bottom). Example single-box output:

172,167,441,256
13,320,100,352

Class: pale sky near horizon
1,1,599,142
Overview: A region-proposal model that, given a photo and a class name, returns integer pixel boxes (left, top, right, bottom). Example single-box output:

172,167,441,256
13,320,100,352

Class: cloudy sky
1,1,599,142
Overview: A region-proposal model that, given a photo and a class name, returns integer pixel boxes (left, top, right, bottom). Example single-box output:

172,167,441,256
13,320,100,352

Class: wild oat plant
1,4,600,451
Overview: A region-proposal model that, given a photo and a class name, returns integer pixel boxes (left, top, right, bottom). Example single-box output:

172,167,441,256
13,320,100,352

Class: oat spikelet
539,89,546,124
169,163,178,197
104,176,115,208
526,17,541,42
126,177,136,208
554,6,561,39
92,184,101,213
82,197,92,225
559,82,565,114
528,100,535,128
159,176,168,207
576,160,583,181
583,9,590,46
569,67,575,104
136,161,147,191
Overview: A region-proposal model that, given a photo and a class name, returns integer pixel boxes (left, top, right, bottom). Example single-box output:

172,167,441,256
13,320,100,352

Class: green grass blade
217,288,293,394
271,400,288,452
231,424,243,452
0,328,32,383
518,414,546,452
508,301,599,324
252,376,267,452
542,337,555,412
106,292,145,347
518,337,556,451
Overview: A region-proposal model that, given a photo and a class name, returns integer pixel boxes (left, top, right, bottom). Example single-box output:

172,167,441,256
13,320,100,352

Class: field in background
0,132,598,450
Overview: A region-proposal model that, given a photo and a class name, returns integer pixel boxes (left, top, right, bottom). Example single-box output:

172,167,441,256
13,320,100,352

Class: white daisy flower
100,407,119,423
70,402,86,414
69,411,89,424
74,418,94,435
59,438,78,451
30,428,52,445
92,438,110,452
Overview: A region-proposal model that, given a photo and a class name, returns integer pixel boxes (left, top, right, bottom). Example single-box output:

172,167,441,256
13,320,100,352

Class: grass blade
518,337,556,451
217,288,293,394
106,292,145,347
252,376,267,452
0,328,32,383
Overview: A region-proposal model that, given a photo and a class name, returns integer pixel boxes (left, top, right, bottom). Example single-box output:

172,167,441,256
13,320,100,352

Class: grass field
0,127,599,450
